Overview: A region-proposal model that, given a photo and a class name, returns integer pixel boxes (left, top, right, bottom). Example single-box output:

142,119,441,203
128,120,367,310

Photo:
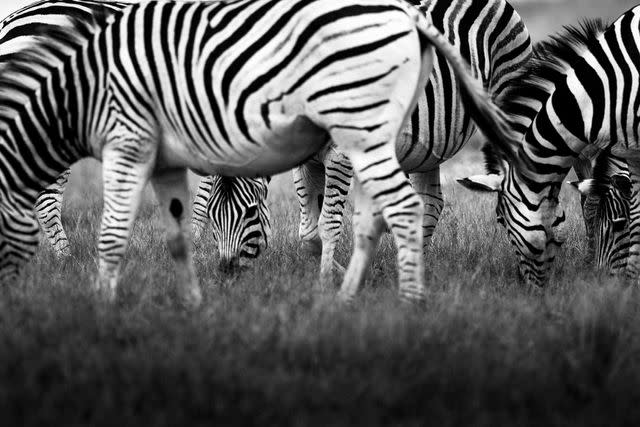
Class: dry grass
2,152,640,426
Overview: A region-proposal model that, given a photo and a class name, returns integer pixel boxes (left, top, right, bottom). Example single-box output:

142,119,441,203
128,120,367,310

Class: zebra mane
481,143,505,176
499,18,610,123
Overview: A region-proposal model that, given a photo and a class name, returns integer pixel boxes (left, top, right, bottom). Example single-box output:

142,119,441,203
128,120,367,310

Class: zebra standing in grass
458,8,640,288
0,0,514,305
570,152,631,274
293,0,532,287
0,0,273,266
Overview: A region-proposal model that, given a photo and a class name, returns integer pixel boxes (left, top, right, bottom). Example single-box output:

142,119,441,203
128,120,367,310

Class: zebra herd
0,0,636,308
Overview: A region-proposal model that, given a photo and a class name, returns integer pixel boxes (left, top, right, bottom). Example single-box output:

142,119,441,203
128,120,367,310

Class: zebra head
458,144,568,289
207,176,271,272
569,174,631,274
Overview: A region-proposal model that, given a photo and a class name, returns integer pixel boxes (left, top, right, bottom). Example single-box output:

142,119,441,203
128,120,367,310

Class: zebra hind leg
35,169,71,258
152,168,202,309
293,159,325,256
336,141,425,304
318,147,352,288
336,177,384,303
96,140,156,302
410,169,443,259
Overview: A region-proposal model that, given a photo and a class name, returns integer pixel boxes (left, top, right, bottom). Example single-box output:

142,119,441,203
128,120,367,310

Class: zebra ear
457,174,502,192
567,179,597,195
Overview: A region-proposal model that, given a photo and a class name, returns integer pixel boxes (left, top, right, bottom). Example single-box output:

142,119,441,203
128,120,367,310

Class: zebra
569,151,631,274
457,8,640,288
191,175,271,271
0,0,515,305
292,0,532,287
0,0,272,267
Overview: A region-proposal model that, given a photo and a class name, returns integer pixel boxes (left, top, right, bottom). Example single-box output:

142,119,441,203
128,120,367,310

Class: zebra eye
245,205,258,219
497,215,505,226
612,217,627,232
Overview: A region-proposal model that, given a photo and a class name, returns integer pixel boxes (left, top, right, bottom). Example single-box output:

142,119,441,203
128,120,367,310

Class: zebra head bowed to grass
569,151,631,274
192,175,271,272
0,0,513,306
292,0,532,289
459,9,640,288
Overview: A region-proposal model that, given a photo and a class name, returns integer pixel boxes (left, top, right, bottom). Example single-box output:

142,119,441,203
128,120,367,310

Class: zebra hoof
399,288,427,307
54,246,71,259
93,279,117,303
300,238,322,256
179,285,203,310
336,291,357,308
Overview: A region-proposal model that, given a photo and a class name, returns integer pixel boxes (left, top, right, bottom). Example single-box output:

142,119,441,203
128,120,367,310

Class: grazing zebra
0,0,515,305
191,175,271,271
0,0,271,266
569,151,631,274
293,0,532,287
458,7,640,288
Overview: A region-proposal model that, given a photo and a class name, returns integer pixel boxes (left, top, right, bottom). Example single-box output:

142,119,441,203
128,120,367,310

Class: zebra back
397,0,531,171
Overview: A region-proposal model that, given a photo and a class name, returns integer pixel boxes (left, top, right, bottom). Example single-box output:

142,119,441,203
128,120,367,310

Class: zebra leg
0,203,40,284
191,175,213,243
337,144,425,304
35,169,71,258
336,177,384,302
152,169,202,309
293,157,325,255
318,147,352,287
96,142,156,302
410,168,443,257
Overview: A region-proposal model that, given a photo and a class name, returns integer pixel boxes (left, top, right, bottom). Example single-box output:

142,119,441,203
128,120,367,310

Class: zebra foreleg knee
152,170,202,309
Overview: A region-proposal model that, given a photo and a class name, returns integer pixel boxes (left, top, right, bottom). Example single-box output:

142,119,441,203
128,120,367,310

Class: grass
2,153,640,426
2,0,640,426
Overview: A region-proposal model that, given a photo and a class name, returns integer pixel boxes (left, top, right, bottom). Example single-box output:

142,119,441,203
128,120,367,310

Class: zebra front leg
293,158,325,255
337,144,425,304
0,203,40,284
410,168,443,258
35,169,71,257
152,169,202,309
191,175,213,243
96,142,156,302
318,147,352,287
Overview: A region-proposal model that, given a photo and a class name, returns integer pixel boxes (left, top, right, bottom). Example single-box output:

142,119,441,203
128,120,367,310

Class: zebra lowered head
456,144,567,288
192,176,271,273
457,13,640,289
568,155,631,275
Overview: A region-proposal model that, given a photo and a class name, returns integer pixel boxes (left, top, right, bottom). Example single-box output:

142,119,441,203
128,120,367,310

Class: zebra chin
216,242,264,274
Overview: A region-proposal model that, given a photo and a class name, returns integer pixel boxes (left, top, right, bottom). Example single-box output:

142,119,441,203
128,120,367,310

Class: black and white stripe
459,7,640,287
0,0,512,305
293,0,532,287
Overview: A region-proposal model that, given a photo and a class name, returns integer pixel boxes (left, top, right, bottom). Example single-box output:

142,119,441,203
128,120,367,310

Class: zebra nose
218,257,240,274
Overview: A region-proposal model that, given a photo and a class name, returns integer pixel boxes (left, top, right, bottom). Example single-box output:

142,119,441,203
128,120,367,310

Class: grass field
3,0,640,426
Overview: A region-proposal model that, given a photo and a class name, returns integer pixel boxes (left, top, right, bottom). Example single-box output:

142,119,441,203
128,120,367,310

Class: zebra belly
158,116,329,177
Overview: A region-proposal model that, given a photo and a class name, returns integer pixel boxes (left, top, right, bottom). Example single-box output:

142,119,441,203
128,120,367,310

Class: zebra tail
412,14,520,163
